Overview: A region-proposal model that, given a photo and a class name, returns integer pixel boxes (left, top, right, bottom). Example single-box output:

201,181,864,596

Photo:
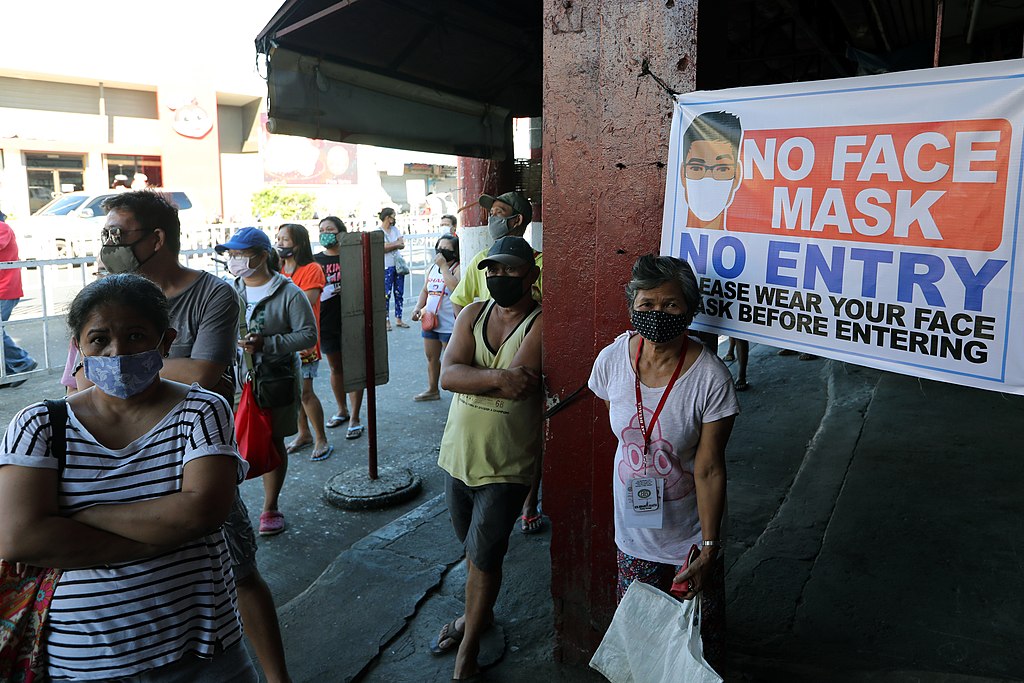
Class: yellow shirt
437,301,543,486
449,248,543,308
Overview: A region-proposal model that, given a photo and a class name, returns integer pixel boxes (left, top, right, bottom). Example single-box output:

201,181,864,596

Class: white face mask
228,255,258,278
684,176,737,222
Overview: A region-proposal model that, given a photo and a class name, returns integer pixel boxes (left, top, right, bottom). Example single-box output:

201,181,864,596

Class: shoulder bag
0,400,67,682
393,251,410,277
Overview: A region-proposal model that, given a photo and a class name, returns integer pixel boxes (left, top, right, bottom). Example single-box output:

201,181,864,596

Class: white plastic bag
589,581,722,683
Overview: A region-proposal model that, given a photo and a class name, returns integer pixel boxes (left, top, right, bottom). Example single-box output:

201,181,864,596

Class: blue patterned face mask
83,336,165,399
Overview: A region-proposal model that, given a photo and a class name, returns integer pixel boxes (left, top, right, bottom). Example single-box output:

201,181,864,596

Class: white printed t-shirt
0,385,247,680
382,226,402,269
423,263,457,335
588,332,740,565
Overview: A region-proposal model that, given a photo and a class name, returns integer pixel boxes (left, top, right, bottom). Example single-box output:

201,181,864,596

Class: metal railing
0,233,446,383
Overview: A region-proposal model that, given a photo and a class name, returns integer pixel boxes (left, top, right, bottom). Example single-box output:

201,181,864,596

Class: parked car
13,190,199,260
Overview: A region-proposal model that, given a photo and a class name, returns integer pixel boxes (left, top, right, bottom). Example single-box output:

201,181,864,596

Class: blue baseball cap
215,227,271,253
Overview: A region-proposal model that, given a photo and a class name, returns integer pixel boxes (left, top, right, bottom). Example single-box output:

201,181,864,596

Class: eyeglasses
684,162,736,181
100,227,146,245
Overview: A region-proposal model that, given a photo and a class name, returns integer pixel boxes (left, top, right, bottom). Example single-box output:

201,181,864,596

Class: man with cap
449,190,546,535
431,235,543,681
85,193,293,683
449,191,542,317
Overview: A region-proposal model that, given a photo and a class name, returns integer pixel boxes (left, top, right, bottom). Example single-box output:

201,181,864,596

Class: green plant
251,187,316,220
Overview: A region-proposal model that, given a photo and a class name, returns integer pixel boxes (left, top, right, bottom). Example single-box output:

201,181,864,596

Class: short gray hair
625,255,703,321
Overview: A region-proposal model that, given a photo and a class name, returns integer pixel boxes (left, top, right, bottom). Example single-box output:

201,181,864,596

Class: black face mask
630,309,690,343
276,246,294,259
436,248,456,262
486,275,527,307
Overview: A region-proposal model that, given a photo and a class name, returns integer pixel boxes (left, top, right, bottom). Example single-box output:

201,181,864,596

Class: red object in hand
235,381,281,480
670,544,701,597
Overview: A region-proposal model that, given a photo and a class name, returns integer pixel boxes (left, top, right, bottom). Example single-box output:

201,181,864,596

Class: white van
14,190,200,260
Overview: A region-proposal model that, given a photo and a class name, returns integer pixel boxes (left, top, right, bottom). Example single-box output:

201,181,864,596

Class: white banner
661,60,1024,394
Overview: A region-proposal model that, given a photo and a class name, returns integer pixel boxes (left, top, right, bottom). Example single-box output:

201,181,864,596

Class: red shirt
0,222,24,300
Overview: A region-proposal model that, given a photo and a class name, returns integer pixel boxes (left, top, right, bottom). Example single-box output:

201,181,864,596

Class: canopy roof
256,0,542,158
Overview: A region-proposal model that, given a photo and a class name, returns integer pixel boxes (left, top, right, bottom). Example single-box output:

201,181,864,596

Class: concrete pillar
84,152,107,193
542,0,698,663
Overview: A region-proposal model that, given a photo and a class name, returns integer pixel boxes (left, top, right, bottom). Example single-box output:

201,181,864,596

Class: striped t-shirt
0,384,247,681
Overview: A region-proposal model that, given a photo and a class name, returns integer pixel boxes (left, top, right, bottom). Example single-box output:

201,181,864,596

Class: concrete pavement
0,314,1020,681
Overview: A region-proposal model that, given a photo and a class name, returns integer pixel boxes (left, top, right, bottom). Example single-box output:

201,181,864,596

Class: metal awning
255,0,543,159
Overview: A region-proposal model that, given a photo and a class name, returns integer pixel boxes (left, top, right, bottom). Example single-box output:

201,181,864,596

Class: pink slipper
259,511,286,536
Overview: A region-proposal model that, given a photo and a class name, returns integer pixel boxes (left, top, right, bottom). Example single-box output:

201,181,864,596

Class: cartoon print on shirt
618,408,695,501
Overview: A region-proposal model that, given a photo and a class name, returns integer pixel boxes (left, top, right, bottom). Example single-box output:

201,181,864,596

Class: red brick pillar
456,152,516,227
542,0,699,663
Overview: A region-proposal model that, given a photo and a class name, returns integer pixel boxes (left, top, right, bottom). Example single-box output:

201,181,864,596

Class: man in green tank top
432,236,543,681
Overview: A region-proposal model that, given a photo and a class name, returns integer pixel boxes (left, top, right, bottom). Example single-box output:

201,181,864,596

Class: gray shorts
445,475,529,573
222,491,258,582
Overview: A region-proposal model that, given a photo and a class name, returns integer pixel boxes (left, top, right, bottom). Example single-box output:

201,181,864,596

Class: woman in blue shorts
410,233,460,401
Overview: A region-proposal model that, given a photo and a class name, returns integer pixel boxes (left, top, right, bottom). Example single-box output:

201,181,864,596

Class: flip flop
310,444,334,462
520,514,544,534
285,439,312,454
395,320,410,328
326,414,350,429
346,425,365,440
414,391,441,402
722,353,735,362
734,378,750,391
430,617,464,655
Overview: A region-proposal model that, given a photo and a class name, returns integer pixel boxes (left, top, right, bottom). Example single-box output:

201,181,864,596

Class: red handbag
235,381,282,479
421,269,449,332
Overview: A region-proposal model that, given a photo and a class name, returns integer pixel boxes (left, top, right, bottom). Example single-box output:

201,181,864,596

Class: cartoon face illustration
617,409,694,501
167,97,213,139
679,111,743,230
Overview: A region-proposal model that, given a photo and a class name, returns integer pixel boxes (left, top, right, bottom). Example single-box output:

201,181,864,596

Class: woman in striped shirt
0,274,255,681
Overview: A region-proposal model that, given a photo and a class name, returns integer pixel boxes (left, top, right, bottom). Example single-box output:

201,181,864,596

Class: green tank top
438,300,543,487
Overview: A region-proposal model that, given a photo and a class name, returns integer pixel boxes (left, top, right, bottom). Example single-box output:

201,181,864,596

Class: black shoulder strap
44,399,68,474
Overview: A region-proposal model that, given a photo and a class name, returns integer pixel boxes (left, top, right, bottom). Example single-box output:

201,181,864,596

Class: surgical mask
486,275,527,307
319,232,338,248
436,248,457,262
83,337,165,399
630,309,690,344
276,246,294,259
228,255,259,278
684,176,736,222
99,238,154,274
487,214,517,241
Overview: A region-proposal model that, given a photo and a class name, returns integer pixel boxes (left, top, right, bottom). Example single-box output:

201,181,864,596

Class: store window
24,153,85,214
106,155,162,190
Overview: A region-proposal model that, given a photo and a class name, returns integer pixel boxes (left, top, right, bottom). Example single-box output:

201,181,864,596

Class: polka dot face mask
630,309,690,344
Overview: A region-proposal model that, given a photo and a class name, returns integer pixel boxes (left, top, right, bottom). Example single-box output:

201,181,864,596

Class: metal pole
934,0,944,67
361,232,378,480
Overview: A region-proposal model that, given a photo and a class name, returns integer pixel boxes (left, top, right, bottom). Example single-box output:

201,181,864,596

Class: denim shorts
300,360,319,380
421,329,452,343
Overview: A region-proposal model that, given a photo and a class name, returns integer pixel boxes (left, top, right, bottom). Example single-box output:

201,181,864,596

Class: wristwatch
701,540,722,550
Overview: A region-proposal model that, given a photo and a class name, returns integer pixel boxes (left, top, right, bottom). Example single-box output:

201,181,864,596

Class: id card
625,477,665,529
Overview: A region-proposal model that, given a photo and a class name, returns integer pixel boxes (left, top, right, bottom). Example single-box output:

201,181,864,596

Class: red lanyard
634,335,688,463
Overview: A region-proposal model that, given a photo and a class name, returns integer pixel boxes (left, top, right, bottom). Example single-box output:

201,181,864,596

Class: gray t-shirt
167,271,239,364
589,332,740,564
168,270,240,369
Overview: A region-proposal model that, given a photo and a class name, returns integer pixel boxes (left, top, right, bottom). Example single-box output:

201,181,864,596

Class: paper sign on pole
661,59,1024,394
338,231,389,391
